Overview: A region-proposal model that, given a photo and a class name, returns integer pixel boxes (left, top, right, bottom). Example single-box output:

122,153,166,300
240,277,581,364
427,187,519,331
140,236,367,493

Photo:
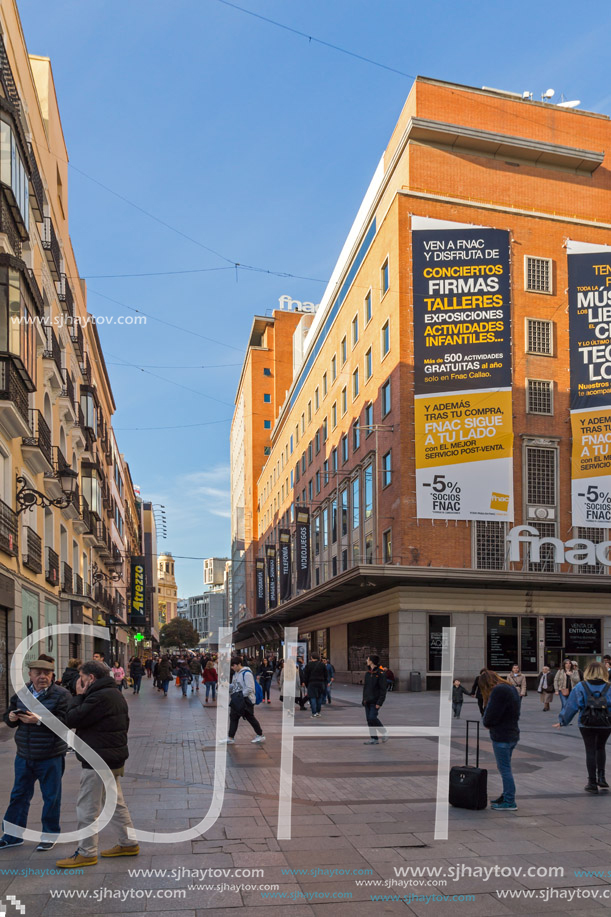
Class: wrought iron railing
41,216,61,280
43,325,63,375
0,356,29,425
28,144,44,222
74,572,83,595
23,409,52,467
61,561,72,592
23,526,42,573
61,369,74,406
45,546,59,586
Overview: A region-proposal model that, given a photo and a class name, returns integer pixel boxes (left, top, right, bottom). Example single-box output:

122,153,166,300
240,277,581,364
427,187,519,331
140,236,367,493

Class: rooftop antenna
558,99,581,109
541,88,555,101
522,90,532,101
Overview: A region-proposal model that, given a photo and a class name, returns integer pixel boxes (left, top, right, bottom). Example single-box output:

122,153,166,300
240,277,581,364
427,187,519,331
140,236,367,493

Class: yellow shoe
56,851,98,868
101,844,140,857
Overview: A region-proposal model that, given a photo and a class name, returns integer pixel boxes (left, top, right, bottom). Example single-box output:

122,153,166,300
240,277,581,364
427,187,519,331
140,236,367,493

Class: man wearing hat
0,655,69,851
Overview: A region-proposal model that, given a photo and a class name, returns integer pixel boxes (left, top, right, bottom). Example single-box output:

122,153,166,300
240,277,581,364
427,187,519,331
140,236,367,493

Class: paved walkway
0,678,609,915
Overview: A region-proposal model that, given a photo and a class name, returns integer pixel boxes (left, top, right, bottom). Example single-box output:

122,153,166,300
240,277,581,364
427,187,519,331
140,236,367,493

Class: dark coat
4,683,69,760
303,660,328,687
452,685,469,703
482,683,520,743
157,658,173,680
66,675,129,769
129,658,144,678
362,666,388,707
59,666,80,696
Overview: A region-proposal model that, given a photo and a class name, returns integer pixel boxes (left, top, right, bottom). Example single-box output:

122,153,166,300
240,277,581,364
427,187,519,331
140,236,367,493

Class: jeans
76,768,136,857
132,675,142,694
308,684,323,715
452,701,463,718
492,740,517,805
181,677,189,697
191,674,200,691
205,682,217,701
2,754,65,842
260,677,272,701
580,727,611,782
324,683,332,704
559,692,571,711
365,702,386,741
228,702,263,739
161,679,170,695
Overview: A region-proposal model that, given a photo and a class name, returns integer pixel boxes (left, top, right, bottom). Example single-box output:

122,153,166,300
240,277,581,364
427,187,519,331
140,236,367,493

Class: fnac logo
0,896,26,915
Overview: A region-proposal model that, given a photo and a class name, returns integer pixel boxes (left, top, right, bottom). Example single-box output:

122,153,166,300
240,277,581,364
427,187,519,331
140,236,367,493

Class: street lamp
92,561,122,584
16,469,78,515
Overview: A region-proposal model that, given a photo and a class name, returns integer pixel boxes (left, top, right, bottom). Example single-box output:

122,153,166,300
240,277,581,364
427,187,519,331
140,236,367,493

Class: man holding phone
0,656,69,851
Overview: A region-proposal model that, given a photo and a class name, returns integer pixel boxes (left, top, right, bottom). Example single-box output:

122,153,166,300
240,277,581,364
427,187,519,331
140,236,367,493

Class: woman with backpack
554,661,611,794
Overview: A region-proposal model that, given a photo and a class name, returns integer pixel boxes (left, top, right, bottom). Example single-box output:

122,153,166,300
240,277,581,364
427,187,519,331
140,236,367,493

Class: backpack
580,682,611,728
241,667,264,705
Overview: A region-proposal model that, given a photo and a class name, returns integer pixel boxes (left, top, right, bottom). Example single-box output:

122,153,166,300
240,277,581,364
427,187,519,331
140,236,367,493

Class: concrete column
329,622,347,673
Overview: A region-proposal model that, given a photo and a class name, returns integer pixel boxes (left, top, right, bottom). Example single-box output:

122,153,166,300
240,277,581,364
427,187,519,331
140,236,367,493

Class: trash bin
410,671,422,692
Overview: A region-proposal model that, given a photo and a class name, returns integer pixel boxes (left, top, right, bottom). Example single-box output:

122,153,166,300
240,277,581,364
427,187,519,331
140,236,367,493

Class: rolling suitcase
449,719,488,810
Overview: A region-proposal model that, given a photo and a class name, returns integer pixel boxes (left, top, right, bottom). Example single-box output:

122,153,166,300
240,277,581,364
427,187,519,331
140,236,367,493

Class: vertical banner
255,558,266,615
568,250,611,526
279,528,292,601
266,546,277,609
129,556,146,625
412,226,514,520
295,508,311,590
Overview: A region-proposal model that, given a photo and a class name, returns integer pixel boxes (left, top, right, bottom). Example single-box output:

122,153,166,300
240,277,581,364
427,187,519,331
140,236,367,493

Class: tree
159,617,199,649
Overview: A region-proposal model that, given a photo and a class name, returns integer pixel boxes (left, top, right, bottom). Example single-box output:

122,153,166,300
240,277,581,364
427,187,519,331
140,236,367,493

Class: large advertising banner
568,250,611,526
278,529,292,602
255,558,266,616
266,545,277,609
412,226,513,520
295,508,311,591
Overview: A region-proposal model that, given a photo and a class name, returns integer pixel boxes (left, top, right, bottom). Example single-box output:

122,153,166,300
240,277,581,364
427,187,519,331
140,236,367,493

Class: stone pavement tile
298,879,396,902
392,844,476,860
150,853,234,869
279,824,345,838
145,888,242,910
523,837,606,853
331,813,402,826
352,833,427,849
358,848,412,865
5,873,98,895
407,892,512,917
5,895,47,917
224,825,275,840
459,839,546,856
520,851,611,870
230,853,289,866
282,850,372,868
240,886,316,909
43,897,145,915
311,903,411,916
263,814,336,827
278,836,354,851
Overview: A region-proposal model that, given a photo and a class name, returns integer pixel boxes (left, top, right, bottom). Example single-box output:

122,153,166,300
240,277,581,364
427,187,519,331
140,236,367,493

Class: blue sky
17,0,611,597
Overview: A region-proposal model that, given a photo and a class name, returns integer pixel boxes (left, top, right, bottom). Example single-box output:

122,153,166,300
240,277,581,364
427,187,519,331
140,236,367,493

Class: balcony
28,144,44,223
0,497,18,557
95,520,111,559
22,526,42,574
70,320,84,359
71,403,89,456
58,369,76,422
43,446,70,502
57,274,74,318
45,546,59,587
41,216,61,281
25,268,44,316
0,356,31,438
61,561,73,593
42,326,63,394
73,572,83,595
81,353,91,384
61,480,80,522
22,409,53,475
0,190,21,258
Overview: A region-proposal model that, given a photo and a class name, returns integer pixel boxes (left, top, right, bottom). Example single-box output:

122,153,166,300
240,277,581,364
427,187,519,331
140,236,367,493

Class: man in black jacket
362,655,388,745
55,661,138,868
0,657,69,851
302,653,328,717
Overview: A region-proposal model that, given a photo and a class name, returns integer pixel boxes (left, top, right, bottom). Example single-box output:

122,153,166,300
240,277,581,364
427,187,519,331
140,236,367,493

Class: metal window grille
474,521,506,570
526,447,556,505
525,256,552,293
527,379,553,414
576,527,607,575
527,319,553,355
527,521,557,572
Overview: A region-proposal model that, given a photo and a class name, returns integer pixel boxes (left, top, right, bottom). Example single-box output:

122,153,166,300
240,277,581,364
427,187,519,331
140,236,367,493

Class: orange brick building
231,78,611,688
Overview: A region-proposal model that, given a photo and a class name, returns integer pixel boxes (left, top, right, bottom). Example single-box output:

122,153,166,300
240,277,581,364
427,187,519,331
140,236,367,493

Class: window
323,459,329,485
526,318,553,355
295,461,300,483
290,435,294,454
301,412,305,434
332,556,338,577
322,417,328,441
263,393,271,403
363,463,374,520
364,402,373,433
315,430,320,454
301,452,306,474
290,469,294,488
382,450,392,487
331,447,338,472
352,476,360,529
527,520,557,573
264,419,271,429
352,314,359,346
301,487,306,503
526,446,557,506
576,527,607,575
332,402,337,428
527,379,553,415
381,320,390,357
342,549,348,571
352,541,360,565
353,420,360,451
352,367,359,400
0,121,29,230
307,401,312,423
322,372,328,398
263,367,271,376
331,354,337,382
308,479,313,501
365,533,373,564
316,471,321,494
341,488,348,535
264,446,271,456
474,521,507,570
295,424,299,445
383,529,392,563
308,442,313,464
365,289,372,324
341,434,349,464
365,347,372,380
315,387,320,411
341,336,347,365
381,258,389,296
323,508,329,549
525,256,552,294
341,386,347,415
331,498,337,543
381,379,391,417
314,515,320,555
